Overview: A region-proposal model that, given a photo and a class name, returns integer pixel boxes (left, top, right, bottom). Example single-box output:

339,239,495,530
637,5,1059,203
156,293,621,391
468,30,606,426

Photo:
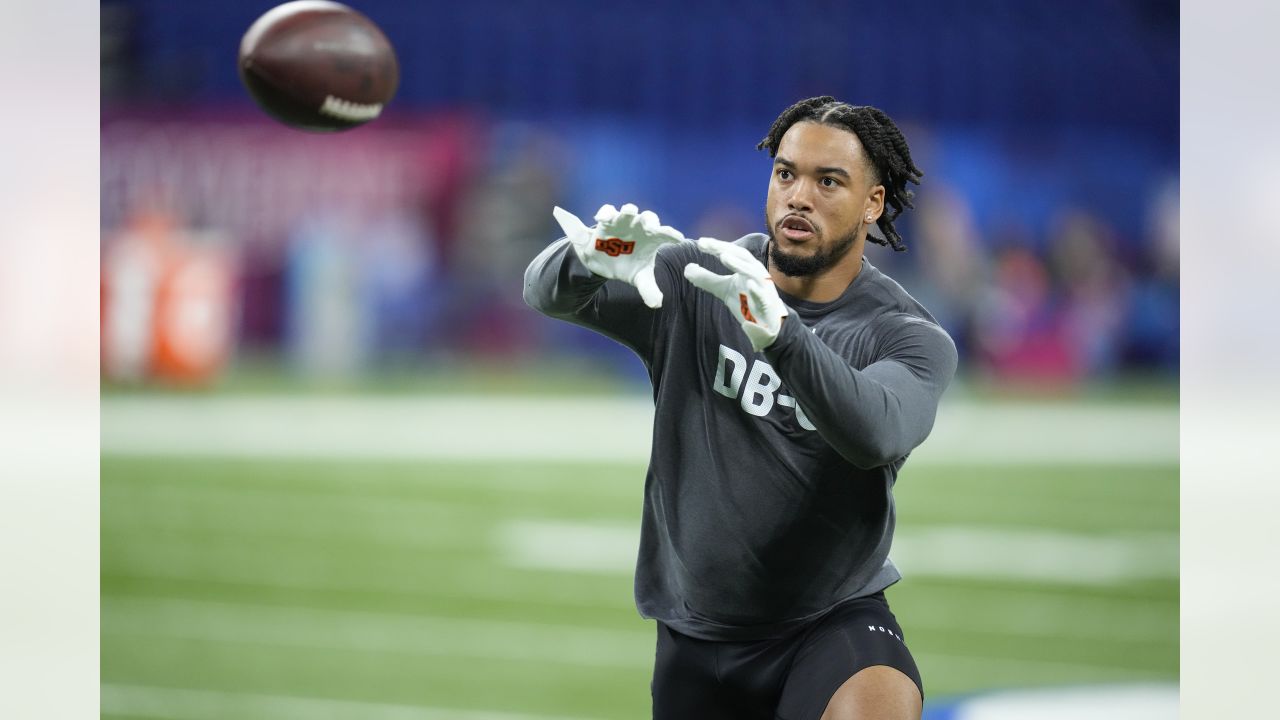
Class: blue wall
108,0,1177,143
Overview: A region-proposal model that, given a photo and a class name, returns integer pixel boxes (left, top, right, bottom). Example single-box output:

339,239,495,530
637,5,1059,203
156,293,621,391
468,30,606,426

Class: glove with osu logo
684,237,790,351
552,203,685,309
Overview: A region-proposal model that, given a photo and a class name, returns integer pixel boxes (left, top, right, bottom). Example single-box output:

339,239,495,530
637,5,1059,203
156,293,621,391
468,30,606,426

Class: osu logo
595,237,636,257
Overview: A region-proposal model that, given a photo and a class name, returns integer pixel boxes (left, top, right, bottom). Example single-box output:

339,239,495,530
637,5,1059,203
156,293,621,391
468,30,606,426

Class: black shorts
651,591,923,720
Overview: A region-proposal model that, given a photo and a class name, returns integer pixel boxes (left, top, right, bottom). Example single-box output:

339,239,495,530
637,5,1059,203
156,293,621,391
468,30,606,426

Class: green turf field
101,441,1177,719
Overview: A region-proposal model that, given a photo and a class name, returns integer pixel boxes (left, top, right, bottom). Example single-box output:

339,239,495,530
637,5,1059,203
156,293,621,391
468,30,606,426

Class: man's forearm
523,237,608,319
764,314,956,469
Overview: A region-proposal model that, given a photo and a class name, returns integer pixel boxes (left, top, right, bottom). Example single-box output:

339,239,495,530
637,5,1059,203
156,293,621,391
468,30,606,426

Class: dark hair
758,96,923,251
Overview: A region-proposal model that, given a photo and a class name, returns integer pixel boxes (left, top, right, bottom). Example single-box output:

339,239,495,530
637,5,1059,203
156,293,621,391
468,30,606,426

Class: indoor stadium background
100,1,1179,718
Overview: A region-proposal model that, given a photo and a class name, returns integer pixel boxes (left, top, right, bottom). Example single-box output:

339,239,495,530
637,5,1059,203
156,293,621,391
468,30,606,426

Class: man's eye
777,169,792,180
821,177,838,187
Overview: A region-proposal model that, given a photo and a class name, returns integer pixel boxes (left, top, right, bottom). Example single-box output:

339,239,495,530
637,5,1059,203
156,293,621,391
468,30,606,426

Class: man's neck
767,237,866,303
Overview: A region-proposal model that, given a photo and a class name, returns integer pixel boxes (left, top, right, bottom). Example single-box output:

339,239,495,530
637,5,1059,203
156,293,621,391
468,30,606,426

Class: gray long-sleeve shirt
523,232,958,641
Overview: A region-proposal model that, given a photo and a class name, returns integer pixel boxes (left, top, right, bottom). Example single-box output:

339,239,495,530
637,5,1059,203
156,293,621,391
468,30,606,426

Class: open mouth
779,215,816,241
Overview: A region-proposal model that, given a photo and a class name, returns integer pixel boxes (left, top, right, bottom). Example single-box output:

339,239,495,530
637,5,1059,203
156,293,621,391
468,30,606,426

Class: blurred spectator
364,207,442,368
973,243,1077,384
1046,209,1131,377
284,207,370,379
449,125,568,358
909,182,985,359
102,208,236,386
1123,178,1179,369
283,203,438,378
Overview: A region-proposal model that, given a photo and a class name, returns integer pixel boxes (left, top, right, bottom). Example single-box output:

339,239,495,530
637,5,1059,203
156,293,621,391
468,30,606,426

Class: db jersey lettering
713,344,816,430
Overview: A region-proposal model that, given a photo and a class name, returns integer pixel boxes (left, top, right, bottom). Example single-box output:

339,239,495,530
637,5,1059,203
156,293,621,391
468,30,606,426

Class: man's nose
787,179,814,212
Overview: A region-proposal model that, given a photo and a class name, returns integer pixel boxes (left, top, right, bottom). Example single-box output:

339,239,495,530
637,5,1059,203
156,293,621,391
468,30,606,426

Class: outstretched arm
523,204,685,358
522,236,609,318
684,238,957,469
765,313,957,469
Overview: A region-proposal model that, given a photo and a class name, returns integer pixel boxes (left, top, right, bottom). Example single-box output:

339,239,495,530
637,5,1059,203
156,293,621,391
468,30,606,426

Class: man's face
765,121,883,277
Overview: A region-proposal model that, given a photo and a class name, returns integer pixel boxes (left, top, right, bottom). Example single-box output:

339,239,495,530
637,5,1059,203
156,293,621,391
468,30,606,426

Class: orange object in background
149,246,234,384
102,211,235,386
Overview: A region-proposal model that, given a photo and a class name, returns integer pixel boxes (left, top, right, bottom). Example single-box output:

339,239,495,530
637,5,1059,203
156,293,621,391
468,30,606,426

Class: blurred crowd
884,177,1179,385
100,111,1177,388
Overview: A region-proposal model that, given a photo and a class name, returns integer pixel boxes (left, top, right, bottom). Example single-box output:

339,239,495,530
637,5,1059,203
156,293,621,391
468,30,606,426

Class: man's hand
684,238,789,351
552,203,685,309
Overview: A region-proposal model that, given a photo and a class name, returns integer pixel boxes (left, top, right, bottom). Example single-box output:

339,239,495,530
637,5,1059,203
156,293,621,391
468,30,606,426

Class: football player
525,97,957,720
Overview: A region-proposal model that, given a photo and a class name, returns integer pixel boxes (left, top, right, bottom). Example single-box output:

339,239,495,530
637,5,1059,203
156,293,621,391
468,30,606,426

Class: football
238,1,399,132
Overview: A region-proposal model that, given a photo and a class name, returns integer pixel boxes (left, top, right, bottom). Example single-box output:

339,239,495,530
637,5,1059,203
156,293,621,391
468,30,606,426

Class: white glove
552,203,685,309
683,238,789,351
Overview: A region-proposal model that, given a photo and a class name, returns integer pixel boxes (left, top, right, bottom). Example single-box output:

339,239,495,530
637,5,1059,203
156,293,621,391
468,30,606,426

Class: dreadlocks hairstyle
758,96,923,252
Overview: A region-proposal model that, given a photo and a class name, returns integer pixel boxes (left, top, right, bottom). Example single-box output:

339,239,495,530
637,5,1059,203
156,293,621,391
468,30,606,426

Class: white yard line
102,554,637,612
892,527,1179,585
915,653,1174,680
949,683,1178,720
101,397,655,462
100,683,600,720
498,520,1178,585
101,596,1169,677
101,396,1177,465
102,596,653,669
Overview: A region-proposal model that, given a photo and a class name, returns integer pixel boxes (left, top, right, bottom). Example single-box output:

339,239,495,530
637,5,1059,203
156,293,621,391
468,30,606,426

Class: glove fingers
695,237,765,276
552,206,588,238
633,265,664,309
720,252,769,279
594,204,620,224
603,203,641,234
695,237,730,256
589,202,683,246
655,224,686,243
683,263,734,296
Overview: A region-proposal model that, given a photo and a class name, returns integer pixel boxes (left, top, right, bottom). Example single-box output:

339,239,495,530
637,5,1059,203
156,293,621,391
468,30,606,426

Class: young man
523,97,957,720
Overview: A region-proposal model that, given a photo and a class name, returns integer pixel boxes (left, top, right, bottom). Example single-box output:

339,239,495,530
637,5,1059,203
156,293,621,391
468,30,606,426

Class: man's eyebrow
773,157,851,178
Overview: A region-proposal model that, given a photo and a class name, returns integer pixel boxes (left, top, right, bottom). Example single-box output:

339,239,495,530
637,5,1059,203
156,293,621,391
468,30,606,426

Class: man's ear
866,185,886,222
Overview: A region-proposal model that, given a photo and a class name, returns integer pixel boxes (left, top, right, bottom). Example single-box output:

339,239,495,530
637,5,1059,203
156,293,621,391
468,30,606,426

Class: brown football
238,1,399,132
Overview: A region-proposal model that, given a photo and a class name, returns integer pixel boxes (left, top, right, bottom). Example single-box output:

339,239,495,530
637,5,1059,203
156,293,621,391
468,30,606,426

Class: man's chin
769,239,823,277
767,233,856,278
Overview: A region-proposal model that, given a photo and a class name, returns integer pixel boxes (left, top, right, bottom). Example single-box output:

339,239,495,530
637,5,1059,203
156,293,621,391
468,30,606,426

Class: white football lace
318,95,383,122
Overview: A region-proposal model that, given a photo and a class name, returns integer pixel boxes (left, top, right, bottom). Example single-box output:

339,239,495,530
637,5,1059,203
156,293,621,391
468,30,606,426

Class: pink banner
101,107,482,251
